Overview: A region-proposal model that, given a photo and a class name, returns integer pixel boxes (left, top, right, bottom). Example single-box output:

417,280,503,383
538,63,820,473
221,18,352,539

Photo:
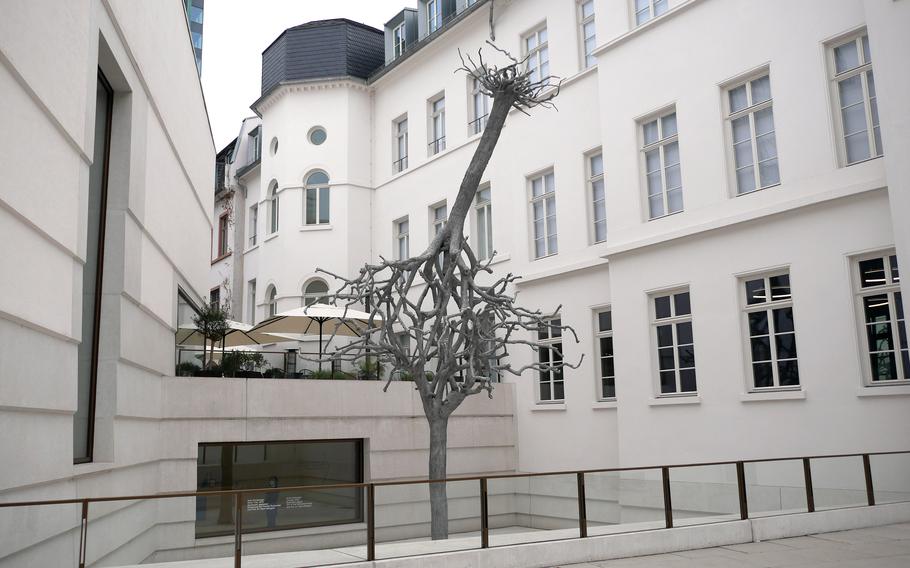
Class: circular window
269,137,278,156
309,127,327,145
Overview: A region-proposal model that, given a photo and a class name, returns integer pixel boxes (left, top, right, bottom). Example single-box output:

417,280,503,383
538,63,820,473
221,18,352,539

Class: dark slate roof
261,19,384,96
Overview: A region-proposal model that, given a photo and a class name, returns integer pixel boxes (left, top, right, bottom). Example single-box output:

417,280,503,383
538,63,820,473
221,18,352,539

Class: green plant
193,302,230,368
357,358,385,380
221,351,267,377
176,361,200,377
263,367,285,378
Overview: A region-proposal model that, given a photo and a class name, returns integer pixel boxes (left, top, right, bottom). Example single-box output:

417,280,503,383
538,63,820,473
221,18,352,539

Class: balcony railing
393,156,408,173
469,114,487,135
2,450,907,567
428,136,446,155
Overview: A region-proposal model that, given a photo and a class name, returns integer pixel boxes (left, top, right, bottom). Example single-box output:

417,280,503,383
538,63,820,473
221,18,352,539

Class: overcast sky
200,0,407,150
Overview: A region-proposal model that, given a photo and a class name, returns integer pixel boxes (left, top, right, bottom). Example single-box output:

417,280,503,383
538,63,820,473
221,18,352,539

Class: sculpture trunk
428,415,449,540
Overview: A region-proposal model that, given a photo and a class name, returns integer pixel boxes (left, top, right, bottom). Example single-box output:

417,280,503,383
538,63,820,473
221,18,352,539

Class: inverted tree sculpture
320,44,577,540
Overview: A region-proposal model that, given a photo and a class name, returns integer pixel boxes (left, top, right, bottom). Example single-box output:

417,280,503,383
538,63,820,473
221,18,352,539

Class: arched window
304,171,330,225
268,181,279,233
266,285,278,317
303,279,330,307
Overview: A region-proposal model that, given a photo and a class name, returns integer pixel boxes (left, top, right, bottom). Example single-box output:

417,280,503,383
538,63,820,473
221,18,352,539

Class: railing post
661,467,673,529
234,492,243,568
78,500,88,568
863,454,876,506
367,484,376,561
803,458,815,513
736,461,748,520
480,478,489,548
577,472,588,538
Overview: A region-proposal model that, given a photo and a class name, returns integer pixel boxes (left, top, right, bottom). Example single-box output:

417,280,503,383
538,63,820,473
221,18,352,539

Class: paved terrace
558,522,910,568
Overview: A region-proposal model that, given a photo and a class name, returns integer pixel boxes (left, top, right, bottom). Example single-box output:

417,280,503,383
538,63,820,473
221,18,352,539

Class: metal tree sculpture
320,44,578,539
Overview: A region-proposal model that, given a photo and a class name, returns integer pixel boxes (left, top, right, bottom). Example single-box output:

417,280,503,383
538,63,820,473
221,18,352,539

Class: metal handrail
2,448,905,567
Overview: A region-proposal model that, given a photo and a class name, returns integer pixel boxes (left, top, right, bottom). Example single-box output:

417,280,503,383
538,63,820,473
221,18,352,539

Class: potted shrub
357,358,385,380
176,361,200,377
193,301,230,371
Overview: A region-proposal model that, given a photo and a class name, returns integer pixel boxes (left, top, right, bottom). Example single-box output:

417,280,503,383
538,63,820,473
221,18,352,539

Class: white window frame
723,69,780,195
639,107,683,220
428,94,446,156
266,285,278,318
392,22,406,58
578,0,596,69
430,202,447,238
587,149,606,243
393,115,408,173
304,171,330,225
852,250,908,386
594,307,615,401
739,270,801,391
633,0,668,26
827,30,882,167
427,0,441,33
529,170,558,259
248,127,261,163
268,182,279,234
248,279,257,324
474,184,493,261
523,24,549,84
248,204,258,247
650,288,697,397
469,77,491,135
395,217,410,260
303,279,330,307
537,317,564,403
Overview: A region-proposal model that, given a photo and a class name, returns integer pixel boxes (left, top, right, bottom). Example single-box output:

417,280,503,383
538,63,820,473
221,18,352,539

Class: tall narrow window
248,204,258,247
431,203,447,236
829,32,882,165
394,117,408,173
524,26,549,83
429,95,446,155
210,288,221,307
304,280,330,307
474,186,493,261
530,171,558,258
595,309,615,400
76,70,113,462
396,218,410,260
217,213,229,257
635,0,668,25
248,279,257,324
726,73,779,194
579,0,596,68
427,0,441,33
304,171,330,225
742,272,799,389
268,182,279,234
589,152,606,243
266,286,278,318
652,290,696,395
393,23,406,58
538,318,564,402
641,110,683,219
470,77,491,135
854,253,907,384
248,126,261,163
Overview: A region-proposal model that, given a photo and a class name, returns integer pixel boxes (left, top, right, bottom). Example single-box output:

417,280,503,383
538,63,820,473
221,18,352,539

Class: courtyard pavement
554,522,910,568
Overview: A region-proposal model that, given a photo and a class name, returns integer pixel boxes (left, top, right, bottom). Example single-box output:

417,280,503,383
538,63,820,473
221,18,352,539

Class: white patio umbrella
249,303,380,372
176,320,284,348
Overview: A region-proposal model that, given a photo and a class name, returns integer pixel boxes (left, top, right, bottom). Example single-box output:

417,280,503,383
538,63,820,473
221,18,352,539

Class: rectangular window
635,0,668,25
394,117,409,173
396,217,410,260
393,23,406,58
595,309,615,400
588,151,606,243
469,77,491,135
854,253,907,384
248,127,261,163
579,0,596,68
196,439,363,538
217,213,229,257
726,73,780,194
76,70,113,463
641,109,683,219
474,186,493,261
829,32,882,165
210,287,220,308
248,204,258,247
248,279,257,324
431,202,447,237
538,318,564,402
524,25,549,83
427,0,441,33
742,272,799,389
652,290,696,395
530,171,557,259
305,188,330,225
429,95,446,155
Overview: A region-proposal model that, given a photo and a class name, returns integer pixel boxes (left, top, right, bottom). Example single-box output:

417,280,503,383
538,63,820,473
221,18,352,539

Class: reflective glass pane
778,359,800,386
656,325,673,348
867,323,893,351
667,188,683,213
658,349,674,373
674,292,691,316
669,464,740,527
660,113,677,138
729,85,748,113
870,352,897,381
318,187,330,223
677,345,695,367
305,188,317,224
745,460,808,516
734,140,754,169
643,120,659,145
751,337,772,361
871,453,910,505
679,368,697,391
590,153,603,176
676,321,693,344
732,116,751,144
757,131,777,161
834,40,860,74
598,311,612,332
776,333,798,359
655,296,671,319
749,311,769,335
751,75,771,103
660,370,677,393
745,278,766,305
773,307,795,333
753,362,773,387
838,74,864,107
759,158,780,187
769,274,791,301
737,166,756,194
754,107,775,136
860,258,887,287
648,194,664,218
863,294,891,323
812,456,868,511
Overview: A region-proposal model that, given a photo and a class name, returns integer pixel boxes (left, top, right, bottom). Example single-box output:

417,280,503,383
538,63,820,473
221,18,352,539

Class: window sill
264,232,279,243
857,384,910,397
740,389,805,402
592,400,617,410
531,402,566,411
210,252,231,265
300,224,333,232
647,209,685,223
244,244,259,254
648,395,700,406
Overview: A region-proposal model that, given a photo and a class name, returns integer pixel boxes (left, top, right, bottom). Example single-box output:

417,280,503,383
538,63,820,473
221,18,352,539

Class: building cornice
591,0,705,57
252,77,371,115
